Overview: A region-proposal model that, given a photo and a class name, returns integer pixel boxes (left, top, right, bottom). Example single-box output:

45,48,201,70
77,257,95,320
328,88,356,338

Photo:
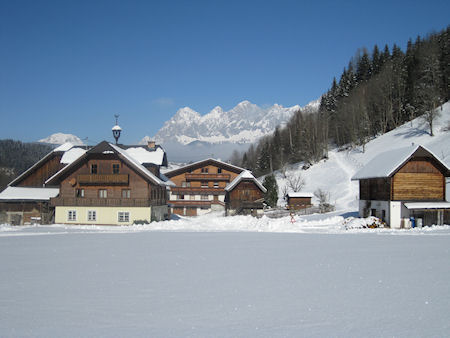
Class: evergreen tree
262,174,278,208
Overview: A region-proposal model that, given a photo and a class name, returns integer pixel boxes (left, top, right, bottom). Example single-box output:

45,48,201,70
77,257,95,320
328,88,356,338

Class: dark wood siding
55,154,166,206
228,180,264,209
359,178,391,201
16,154,64,187
288,197,312,210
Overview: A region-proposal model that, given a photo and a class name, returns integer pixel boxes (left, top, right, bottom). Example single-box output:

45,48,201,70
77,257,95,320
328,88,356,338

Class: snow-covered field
1,220,450,337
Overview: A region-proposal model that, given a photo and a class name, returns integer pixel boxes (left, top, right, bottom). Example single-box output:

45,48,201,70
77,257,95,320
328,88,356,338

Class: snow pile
343,216,387,230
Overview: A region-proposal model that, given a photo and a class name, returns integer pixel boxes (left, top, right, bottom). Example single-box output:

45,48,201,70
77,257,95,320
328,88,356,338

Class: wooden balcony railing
50,197,154,207
170,187,225,195
168,200,225,207
185,173,231,181
77,174,129,185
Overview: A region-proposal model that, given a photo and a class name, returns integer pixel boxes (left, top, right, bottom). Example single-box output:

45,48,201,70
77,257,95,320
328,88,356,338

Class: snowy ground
1,213,450,337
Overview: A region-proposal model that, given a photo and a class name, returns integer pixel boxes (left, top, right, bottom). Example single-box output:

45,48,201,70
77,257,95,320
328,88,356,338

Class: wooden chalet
224,170,267,216
352,145,450,228
164,159,245,216
0,143,87,225
46,141,171,225
286,192,313,210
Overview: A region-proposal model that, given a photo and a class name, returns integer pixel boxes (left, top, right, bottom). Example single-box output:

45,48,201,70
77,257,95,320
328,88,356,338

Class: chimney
147,140,156,149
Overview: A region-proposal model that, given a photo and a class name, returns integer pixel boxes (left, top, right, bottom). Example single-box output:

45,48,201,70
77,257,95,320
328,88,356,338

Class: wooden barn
164,159,245,216
352,145,450,228
286,192,313,210
0,143,87,225
224,170,267,216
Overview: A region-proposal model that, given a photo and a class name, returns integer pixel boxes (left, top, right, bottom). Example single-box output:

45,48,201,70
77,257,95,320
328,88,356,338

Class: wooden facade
50,143,167,209
12,152,65,187
0,201,52,225
165,159,244,216
225,172,266,216
359,158,446,202
287,196,312,210
353,145,450,228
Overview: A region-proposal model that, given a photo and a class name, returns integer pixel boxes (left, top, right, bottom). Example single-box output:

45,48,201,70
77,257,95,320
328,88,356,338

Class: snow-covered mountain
38,133,84,145
143,100,319,146
141,99,319,162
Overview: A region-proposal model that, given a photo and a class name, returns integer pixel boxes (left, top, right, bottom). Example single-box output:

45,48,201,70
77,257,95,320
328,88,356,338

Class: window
201,181,208,188
76,188,84,198
99,189,107,198
67,210,77,221
181,181,187,187
118,211,130,223
112,163,120,174
201,195,209,200
217,168,222,174
122,189,131,198
213,182,219,188
87,210,96,222
178,194,185,200
201,167,209,173
91,164,98,174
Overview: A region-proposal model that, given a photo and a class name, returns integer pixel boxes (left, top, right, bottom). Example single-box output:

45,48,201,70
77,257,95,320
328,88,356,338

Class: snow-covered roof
0,187,59,201
404,202,450,209
124,147,165,166
109,143,166,186
53,142,75,152
60,147,87,164
225,170,267,193
287,192,314,198
351,145,449,180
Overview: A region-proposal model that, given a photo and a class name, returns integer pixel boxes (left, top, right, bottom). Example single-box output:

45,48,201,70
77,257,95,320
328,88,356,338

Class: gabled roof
8,142,85,187
45,141,168,186
225,170,267,193
165,158,245,178
0,187,59,201
351,145,450,180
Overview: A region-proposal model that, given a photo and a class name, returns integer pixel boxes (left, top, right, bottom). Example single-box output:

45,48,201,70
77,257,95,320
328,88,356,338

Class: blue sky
1,0,449,145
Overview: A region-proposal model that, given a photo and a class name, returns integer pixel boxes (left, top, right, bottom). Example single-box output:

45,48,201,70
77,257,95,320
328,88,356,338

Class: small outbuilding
224,170,267,217
286,192,313,210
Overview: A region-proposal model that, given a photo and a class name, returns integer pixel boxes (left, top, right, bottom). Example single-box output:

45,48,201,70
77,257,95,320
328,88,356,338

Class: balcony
185,173,231,181
50,197,152,207
77,174,129,185
171,187,225,195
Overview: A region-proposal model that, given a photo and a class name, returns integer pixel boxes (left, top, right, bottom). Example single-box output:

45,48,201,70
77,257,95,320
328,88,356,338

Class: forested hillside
0,140,53,190
232,26,449,176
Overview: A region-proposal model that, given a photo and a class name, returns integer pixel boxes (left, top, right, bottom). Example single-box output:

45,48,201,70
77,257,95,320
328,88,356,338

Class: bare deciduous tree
314,188,335,213
286,172,305,192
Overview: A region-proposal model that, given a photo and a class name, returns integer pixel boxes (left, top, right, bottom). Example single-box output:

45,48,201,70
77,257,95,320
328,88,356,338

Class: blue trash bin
410,217,416,228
